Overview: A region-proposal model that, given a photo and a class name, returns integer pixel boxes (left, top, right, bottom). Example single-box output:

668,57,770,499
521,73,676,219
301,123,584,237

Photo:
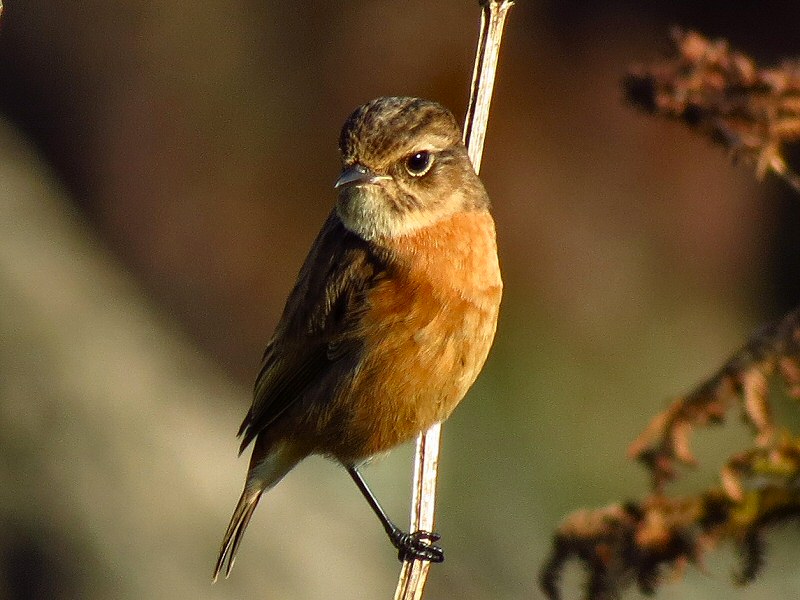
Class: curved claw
392,529,444,563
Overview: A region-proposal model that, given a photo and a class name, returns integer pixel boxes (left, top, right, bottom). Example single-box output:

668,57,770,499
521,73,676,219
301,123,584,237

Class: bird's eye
404,151,434,176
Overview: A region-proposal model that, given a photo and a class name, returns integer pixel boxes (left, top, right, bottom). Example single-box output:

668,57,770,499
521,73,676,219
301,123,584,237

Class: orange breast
331,210,502,461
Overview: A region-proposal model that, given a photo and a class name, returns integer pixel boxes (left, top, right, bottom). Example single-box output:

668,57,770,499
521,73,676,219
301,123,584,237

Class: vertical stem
464,1,514,173
393,2,513,599
393,424,441,600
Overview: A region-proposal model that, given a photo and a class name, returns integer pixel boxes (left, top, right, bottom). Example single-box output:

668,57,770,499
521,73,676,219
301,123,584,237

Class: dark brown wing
236,211,386,453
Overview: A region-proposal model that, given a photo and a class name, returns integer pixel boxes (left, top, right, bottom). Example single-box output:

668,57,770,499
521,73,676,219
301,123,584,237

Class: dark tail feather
213,441,302,581
212,487,263,582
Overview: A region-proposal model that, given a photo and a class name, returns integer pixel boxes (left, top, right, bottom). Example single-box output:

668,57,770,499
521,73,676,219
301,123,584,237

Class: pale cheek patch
336,186,441,241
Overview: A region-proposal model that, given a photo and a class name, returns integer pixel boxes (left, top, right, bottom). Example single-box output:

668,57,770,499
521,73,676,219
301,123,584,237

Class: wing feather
236,212,386,452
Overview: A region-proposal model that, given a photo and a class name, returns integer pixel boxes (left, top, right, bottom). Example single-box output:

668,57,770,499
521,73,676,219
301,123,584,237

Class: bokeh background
1,1,799,599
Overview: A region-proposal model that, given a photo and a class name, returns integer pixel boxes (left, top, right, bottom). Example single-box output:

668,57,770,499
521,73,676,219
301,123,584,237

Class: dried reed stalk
393,2,514,599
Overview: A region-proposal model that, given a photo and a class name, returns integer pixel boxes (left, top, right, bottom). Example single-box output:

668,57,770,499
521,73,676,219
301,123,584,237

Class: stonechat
213,96,502,580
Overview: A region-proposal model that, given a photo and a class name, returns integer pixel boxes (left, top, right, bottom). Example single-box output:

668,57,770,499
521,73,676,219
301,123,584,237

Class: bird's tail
213,486,263,581
213,442,302,582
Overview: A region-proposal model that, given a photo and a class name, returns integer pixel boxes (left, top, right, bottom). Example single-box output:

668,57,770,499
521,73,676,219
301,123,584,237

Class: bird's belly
325,282,500,462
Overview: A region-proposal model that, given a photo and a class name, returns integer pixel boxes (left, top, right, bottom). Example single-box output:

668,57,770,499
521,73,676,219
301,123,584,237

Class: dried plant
541,440,800,599
624,29,800,193
542,30,800,599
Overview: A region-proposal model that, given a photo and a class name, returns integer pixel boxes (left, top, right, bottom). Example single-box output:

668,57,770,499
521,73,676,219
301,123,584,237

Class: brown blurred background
1,1,799,599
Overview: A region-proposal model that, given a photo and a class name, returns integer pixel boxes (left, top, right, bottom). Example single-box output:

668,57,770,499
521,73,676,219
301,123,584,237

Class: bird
213,96,502,580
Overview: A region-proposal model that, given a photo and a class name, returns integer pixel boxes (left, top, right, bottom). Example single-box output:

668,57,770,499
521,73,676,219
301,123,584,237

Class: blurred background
1,1,799,599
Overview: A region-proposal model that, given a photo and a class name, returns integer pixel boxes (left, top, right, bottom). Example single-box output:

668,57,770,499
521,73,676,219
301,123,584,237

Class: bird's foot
390,529,444,563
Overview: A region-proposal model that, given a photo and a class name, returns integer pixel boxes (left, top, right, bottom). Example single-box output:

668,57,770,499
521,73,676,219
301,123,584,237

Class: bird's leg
346,465,444,563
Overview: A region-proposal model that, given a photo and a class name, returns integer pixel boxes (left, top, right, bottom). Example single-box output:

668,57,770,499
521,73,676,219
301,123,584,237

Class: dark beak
334,163,388,189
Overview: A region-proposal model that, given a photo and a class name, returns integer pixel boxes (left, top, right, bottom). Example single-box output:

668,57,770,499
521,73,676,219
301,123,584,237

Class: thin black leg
347,465,444,563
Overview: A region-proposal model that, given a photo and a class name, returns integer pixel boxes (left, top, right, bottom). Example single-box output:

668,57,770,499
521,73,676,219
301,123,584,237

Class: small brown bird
213,96,502,580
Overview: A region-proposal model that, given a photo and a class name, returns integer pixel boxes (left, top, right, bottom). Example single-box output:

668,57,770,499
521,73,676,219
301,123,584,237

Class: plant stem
393,2,514,599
